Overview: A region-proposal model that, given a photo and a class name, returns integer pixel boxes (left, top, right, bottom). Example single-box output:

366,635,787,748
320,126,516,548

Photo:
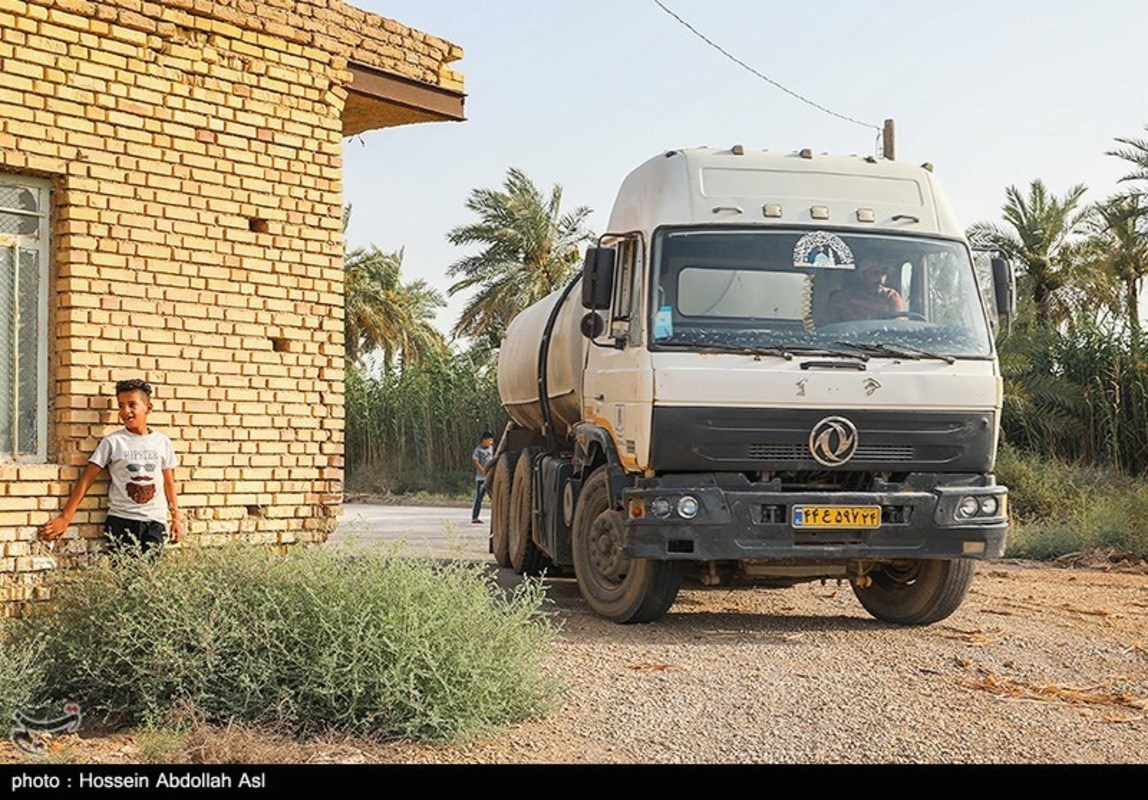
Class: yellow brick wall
0,0,462,607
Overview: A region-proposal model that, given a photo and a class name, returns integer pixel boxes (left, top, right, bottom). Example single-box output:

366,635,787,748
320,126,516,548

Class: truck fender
572,422,632,508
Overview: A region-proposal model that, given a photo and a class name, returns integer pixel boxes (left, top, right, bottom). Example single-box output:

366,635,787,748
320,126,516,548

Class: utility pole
883,119,896,160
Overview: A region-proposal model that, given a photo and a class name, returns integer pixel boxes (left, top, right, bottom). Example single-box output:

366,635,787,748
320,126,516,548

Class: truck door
583,234,653,473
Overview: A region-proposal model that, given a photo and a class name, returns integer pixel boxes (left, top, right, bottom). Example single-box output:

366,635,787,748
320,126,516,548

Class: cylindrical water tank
497,285,586,438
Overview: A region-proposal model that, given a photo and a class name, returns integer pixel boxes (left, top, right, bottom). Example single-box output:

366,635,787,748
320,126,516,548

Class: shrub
0,629,46,739
999,444,1148,559
10,544,560,742
1000,324,1148,474
995,443,1129,522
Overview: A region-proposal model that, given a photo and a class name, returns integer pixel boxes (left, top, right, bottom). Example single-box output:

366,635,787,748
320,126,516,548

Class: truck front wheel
851,559,976,625
571,468,684,624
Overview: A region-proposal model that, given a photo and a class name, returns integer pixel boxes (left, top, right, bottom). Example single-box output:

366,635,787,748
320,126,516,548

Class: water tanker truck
488,145,1016,624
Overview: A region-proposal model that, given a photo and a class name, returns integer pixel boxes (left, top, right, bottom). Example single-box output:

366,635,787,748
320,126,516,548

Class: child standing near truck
39,379,183,554
470,431,495,524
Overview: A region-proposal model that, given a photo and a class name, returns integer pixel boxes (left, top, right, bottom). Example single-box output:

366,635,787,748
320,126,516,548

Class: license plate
792,505,881,529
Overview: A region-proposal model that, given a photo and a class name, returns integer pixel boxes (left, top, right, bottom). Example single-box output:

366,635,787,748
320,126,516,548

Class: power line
651,0,881,133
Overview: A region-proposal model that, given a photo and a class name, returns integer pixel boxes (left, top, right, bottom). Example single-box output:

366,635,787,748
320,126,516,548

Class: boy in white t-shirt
40,379,183,554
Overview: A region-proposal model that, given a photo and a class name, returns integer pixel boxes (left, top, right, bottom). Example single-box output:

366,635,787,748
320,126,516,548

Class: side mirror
581,247,616,310
580,312,606,339
991,257,1016,318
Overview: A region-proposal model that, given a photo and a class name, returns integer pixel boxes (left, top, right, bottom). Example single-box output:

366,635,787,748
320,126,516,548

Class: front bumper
621,473,1008,561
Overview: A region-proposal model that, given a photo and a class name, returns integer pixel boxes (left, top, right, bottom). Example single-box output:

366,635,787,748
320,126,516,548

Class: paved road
332,504,492,561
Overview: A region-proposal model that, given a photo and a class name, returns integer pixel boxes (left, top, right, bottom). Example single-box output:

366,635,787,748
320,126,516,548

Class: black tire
571,468,684,624
851,559,976,625
508,449,548,576
489,455,513,568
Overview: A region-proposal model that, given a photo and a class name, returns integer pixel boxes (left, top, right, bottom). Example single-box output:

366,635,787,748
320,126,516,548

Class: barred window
0,176,50,461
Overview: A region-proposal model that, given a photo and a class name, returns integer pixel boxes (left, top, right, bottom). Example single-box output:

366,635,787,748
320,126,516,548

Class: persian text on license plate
792,505,881,529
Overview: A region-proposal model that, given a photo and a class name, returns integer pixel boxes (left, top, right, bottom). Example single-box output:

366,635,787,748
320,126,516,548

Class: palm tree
967,180,1091,328
1090,195,1148,333
446,167,594,346
997,325,1090,458
1050,235,1123,330
343,206,446,368
1104,126,1148,332
1109,125,1148,189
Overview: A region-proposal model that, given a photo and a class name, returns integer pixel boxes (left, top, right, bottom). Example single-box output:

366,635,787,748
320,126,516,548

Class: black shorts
104,515,167,555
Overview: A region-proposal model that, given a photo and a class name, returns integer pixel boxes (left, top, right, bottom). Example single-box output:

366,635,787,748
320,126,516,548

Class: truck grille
747,443,915,463
651,407,994,472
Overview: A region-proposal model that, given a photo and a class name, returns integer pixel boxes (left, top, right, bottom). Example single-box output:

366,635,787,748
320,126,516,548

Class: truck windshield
650,229,994,358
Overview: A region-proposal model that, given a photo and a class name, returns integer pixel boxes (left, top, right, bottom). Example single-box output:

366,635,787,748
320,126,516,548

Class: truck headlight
979,496,999,516
650,497,673,518
677,496,700,520
957,496,979,519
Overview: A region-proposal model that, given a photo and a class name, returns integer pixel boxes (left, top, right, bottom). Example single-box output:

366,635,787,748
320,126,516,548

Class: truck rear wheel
489,455,513,568
851,559,976,625
508,449,548,576
571,468,684,624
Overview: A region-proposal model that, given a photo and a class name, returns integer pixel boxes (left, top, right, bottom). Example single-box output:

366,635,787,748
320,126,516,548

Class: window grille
0,177,50,460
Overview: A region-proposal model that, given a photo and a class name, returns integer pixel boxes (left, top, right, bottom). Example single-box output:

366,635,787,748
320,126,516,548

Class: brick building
0,0,465,605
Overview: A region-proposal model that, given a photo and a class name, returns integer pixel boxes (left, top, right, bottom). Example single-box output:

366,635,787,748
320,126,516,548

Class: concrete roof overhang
342,63,466,136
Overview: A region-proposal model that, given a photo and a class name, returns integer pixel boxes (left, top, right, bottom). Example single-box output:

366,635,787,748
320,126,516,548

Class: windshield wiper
663,341,868,361
834,341,956,364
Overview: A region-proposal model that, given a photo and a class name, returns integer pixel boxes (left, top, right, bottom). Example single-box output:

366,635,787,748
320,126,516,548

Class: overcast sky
342,0,1148,336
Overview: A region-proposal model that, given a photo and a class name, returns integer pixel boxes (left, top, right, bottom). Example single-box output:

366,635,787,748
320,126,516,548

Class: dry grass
937,625,1000,646
958,666,1148,712
1054,548,1148,573
1059,604,1118,619
171,722,349,765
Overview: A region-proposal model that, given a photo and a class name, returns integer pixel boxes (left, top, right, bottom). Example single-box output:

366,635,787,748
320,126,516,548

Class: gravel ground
374,558,1148,765
4,558,1145,766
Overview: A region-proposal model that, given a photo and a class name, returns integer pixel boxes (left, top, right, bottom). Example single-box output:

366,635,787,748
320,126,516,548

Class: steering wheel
889,311,927,322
